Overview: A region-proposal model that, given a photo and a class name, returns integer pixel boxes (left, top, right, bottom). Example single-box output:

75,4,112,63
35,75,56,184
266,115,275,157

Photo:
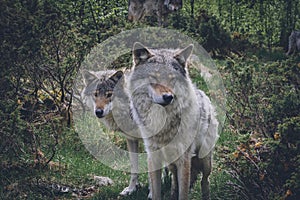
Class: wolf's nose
162,94,174,105
95,109,104,118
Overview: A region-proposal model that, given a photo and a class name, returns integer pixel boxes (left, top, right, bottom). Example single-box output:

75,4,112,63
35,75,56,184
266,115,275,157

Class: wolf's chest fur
101,112,119,131
142,101,187,151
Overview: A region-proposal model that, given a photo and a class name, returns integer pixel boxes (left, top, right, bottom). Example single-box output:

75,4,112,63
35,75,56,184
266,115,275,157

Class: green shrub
221,56,300,199
170,9,232,57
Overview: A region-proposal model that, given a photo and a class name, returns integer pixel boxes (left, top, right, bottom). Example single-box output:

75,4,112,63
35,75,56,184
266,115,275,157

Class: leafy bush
0,80,28,162
224,57,300,136
0,0,129,198
221,56,300,199
170,9,232,57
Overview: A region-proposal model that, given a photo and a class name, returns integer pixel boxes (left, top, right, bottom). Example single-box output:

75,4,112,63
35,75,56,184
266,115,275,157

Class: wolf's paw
147,192,152,199
119,183,140,196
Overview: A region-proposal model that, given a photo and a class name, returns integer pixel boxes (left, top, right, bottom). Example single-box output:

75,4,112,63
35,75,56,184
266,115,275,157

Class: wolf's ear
174,44,194,68
109,71,123,83
82,70,97,86
133,42,153,66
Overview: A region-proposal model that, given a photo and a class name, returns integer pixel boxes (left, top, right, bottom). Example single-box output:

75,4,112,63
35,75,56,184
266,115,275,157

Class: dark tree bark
190,0,195,18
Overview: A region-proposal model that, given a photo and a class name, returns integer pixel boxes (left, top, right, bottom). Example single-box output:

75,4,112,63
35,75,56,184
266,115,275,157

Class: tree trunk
190,0,194,18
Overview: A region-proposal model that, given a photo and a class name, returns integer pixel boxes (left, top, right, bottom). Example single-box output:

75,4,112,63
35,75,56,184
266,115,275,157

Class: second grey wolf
128,0,182,26
286,30,300,55
81,70,141,196
126,42,219,199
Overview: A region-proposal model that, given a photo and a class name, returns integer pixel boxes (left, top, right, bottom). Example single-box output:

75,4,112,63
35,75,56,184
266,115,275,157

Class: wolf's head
128,0,154,22
128,0,182,22
82,70,123,118
131,42,193,107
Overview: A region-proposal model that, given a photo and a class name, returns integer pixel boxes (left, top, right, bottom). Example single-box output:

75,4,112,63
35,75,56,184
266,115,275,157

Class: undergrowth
1,51,299,200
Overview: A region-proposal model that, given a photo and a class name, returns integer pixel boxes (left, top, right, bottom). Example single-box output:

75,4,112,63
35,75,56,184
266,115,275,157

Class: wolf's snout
95,109,104,118
162,94,174,105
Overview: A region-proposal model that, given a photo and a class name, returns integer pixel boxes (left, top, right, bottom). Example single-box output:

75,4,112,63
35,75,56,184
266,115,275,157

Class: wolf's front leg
177,153,191,200
120,139,139,196
168,164,178,200
148,157,162,200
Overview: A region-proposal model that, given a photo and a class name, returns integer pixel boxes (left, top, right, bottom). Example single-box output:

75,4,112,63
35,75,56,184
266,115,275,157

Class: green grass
31,121,237,199
52,130,236,200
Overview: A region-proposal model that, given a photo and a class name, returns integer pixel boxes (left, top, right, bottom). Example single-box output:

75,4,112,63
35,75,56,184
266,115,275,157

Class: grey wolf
128,0,182,26
286,30,300,55
126,42,219,199
81,70,141,196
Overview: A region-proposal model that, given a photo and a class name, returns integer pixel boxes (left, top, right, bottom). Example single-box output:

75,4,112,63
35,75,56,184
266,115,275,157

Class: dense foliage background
1,0,299,199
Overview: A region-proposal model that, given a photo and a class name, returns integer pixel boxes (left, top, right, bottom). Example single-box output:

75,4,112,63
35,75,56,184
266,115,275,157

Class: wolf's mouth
158,102,171,107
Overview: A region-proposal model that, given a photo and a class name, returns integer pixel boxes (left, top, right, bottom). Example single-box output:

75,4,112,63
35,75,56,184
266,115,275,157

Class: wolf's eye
173,65,180,71
106,92,113,98
94,92,98,97
172,62,181,71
